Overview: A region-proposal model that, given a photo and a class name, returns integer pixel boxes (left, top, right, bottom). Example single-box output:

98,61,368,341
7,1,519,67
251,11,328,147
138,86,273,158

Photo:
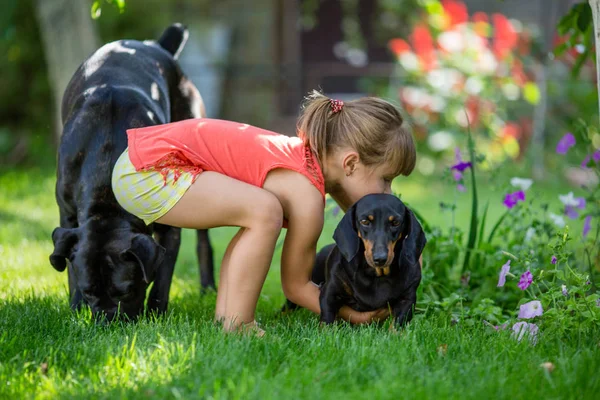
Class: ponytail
297,90,335,159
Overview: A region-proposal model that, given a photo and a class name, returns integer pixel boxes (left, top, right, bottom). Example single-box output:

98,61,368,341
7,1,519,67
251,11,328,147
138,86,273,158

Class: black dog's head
49,221,165,321
333,194,426,276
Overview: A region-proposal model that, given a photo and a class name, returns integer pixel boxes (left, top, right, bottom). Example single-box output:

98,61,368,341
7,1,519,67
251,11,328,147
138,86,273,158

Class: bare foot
223,319,266,337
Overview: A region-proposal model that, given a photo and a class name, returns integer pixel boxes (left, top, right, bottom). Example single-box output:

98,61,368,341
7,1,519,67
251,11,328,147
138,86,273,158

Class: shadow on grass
0,210,54,244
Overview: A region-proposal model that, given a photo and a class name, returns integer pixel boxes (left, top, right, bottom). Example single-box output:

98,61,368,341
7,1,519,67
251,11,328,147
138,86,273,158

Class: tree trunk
590,0,600,123
34,0,100,141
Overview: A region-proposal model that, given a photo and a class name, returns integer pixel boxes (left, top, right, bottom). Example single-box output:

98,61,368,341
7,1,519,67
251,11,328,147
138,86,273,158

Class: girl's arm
281,192,389,324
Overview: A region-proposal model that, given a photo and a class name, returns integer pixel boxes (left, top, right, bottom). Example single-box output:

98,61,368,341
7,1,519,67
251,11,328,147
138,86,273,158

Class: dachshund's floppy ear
400,208,427,268
120,234,166,284
49,227,79,272
333,203,360,262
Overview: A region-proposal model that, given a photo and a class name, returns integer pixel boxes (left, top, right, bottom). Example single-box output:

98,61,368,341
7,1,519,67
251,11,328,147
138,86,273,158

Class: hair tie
330,99,344,114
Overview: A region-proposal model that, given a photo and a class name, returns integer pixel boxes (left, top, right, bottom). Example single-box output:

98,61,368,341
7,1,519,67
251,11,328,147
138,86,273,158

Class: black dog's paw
280,299,300,315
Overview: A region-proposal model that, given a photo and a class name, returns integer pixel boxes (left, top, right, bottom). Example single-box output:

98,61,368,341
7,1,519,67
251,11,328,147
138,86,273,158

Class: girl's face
324,149,397,210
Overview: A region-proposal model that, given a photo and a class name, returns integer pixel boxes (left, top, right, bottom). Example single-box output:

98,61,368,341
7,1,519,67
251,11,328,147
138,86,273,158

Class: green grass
1,166,598,399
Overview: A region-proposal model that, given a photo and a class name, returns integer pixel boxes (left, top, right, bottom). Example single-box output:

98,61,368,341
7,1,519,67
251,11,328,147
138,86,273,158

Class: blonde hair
297,90,416,177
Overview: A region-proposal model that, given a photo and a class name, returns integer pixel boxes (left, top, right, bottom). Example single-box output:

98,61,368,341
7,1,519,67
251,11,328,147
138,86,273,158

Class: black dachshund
50,24,215,322
284,193,426,325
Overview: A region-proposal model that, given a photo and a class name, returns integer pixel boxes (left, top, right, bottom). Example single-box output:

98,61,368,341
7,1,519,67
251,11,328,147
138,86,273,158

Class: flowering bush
410,126,599,341
387,0,539,164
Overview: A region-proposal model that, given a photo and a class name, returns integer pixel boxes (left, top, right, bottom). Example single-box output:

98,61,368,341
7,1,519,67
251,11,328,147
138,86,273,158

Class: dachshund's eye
359,219,371,226
391,220,400,227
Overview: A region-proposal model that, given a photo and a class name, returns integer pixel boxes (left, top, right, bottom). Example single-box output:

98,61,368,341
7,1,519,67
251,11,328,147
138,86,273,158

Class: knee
251,194,283,233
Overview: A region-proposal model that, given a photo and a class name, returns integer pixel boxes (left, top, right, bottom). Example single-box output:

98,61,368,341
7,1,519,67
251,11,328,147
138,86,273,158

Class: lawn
1,165,599,399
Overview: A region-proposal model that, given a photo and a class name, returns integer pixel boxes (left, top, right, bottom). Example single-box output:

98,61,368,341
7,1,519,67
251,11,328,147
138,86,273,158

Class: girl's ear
342,151,360,176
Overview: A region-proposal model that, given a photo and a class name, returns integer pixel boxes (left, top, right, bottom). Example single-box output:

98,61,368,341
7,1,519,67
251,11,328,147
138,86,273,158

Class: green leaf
461,114,478,273
553,42,569,56
571,50,590,78
91,1,102,19
577,4,592,33
116,0,126,12
487,210,509,243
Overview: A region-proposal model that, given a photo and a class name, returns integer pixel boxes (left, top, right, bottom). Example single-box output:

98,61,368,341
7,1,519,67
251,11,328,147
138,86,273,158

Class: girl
112,91,416,334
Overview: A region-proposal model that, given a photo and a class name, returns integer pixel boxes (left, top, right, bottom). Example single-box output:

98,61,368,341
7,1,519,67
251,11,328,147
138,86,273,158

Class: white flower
476,49,498,75
399,52,419,71
510,177,533,191
426,69,462,96
501,83,520,100
558,192,579,207
524,227,536,242
429,96,447,112
549,213,566,228
465,77,484,95
427,131,455,152
438,30,464,53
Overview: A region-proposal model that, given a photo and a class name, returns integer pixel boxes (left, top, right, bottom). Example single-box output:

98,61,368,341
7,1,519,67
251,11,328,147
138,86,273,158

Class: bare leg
215,228,244,321
156,171,283,331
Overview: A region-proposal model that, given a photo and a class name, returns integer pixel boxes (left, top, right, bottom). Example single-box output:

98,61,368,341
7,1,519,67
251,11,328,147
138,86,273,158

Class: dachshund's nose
373,253,388,266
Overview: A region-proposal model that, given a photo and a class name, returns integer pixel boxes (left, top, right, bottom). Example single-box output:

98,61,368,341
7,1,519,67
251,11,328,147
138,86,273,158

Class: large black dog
284,194,426,325
50,24,215,321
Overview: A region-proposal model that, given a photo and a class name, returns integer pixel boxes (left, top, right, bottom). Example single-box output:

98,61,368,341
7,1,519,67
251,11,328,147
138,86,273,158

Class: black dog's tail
157,23,189,59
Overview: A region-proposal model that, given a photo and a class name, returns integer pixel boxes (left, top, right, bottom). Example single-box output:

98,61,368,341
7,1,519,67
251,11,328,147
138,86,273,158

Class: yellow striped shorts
111,149,194,225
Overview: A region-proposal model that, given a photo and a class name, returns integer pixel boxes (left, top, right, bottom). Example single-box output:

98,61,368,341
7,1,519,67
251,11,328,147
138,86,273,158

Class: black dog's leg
392,291,417,327
196,229,215,291
58,208,84,311
147,223,181,314
281,299,300,314
319,282,344,324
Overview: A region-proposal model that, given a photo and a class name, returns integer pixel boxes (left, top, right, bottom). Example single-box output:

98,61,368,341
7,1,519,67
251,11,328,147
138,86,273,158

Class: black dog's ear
49,227,79,272
400,208,427,268
333,203,360,262
120,234,166,284
157,23,189,59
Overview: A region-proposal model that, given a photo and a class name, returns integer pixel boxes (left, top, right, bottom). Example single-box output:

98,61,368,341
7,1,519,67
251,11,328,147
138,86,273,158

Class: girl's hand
338,306,390,325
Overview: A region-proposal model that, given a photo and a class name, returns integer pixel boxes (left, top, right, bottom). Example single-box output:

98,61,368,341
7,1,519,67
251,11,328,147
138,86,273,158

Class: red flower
442,0,468,27
511,59,528,86
465,97,480,127
502,122,522,140
472,12,488,23
388,38,411,56
492,13,517,60
410,24,436,71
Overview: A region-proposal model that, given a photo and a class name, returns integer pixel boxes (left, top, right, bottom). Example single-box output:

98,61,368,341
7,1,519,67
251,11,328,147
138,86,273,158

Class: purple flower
452,170,462,181
497,260,511,287
564,205,579,219
586,280,591,285
581,154,592,169
332,206,341,217
556,133,576,154
451,161,472,172
518,300,543,319
551,256,557,265
561,285,568,296
593,150,600,163
518,271,533,290
457,183,466,192
583,215,592,238
512,322,539,343
503,191,526,209
493,323,509,331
